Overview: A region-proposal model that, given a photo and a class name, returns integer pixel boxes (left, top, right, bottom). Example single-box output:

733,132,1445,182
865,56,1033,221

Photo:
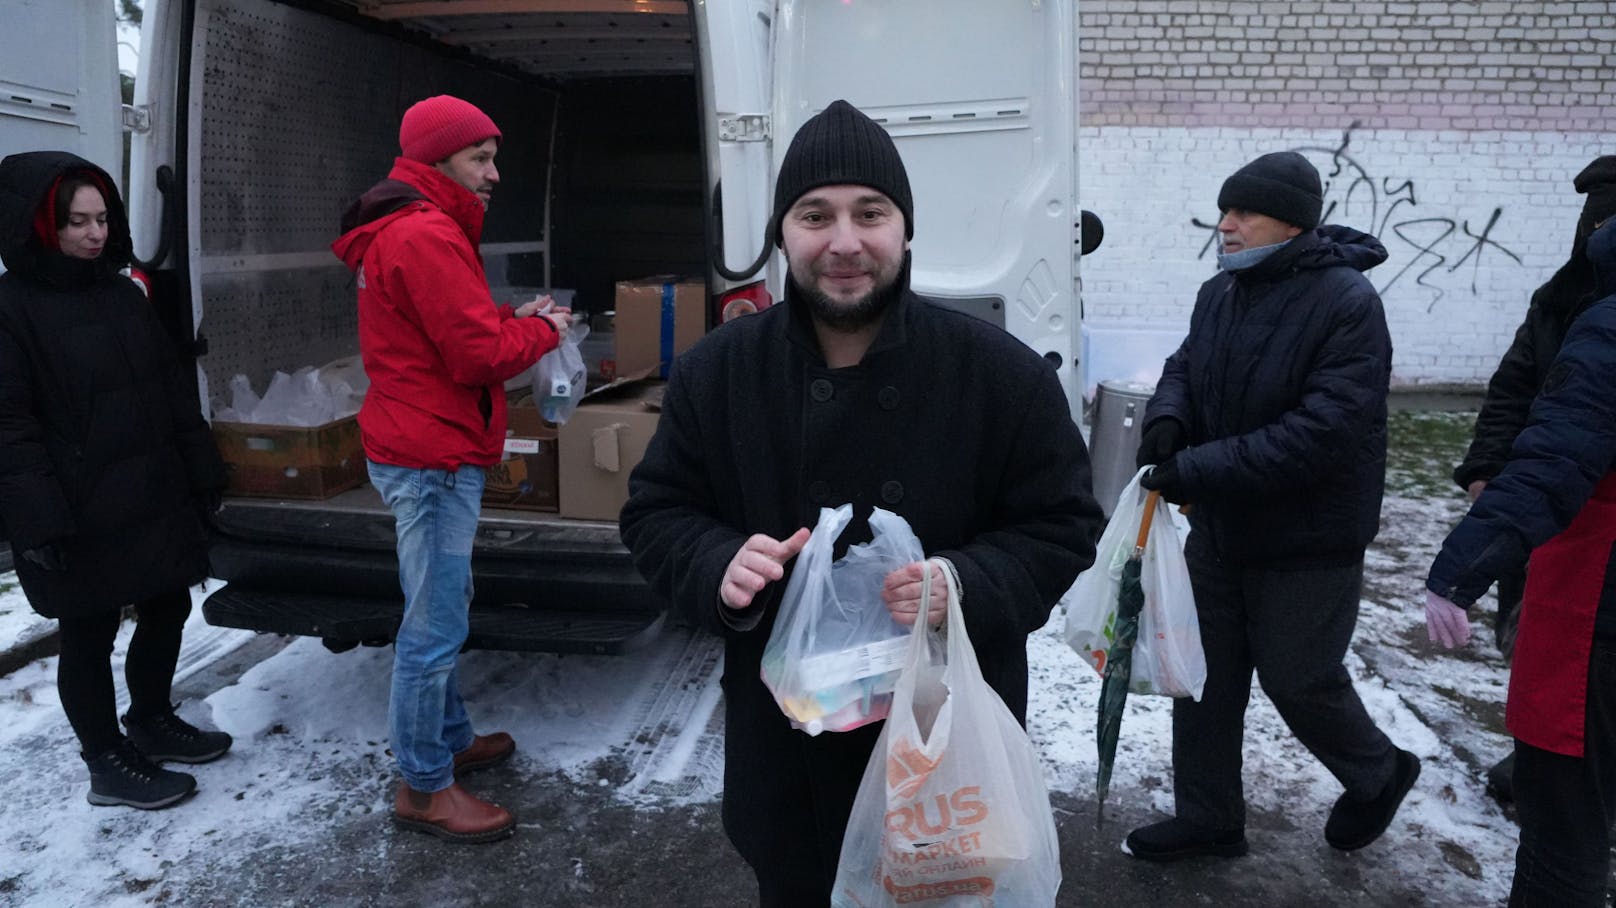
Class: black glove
1139,457,1187,504
1136,418,1187,469
19,543,66,572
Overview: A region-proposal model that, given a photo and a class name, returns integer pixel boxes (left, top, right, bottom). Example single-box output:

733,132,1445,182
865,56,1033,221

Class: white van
0,0,125,234
109,0,1089,654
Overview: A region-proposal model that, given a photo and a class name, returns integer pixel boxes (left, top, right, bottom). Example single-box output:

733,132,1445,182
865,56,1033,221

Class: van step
202,586,664,656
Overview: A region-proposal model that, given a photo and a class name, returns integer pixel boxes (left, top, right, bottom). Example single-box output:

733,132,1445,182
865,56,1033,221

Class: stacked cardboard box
612,277,705,378
557,381,664,521
483,391,561,512
212,417,365,499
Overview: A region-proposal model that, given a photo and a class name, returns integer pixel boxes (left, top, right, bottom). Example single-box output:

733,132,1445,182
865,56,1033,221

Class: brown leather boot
392,782,515,843
453,732,516,775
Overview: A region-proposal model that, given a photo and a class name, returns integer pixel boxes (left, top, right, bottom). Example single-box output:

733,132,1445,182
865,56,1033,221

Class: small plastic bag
1063,467,1151,675
1065,467,1204,699
833,565,1063,906
760,505,922,735
1131,494,1204,699
530,323,591,424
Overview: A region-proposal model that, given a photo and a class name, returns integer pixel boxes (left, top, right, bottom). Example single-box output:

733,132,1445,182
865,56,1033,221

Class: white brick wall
1079,127,1611,386
1078,1,1616,387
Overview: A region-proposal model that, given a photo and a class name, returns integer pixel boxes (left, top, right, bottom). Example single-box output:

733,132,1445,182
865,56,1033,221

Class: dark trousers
1509,637,1616,907
1172,553,1396,830
56,589,192,757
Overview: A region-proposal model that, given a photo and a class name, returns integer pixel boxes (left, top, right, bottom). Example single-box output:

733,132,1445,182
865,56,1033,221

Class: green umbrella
1096,488,1162,820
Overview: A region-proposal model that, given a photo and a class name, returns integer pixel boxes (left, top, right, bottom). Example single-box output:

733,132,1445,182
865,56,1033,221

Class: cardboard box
484,393,560,512
557,382,665,521
212,416,365,499
613,277,706,378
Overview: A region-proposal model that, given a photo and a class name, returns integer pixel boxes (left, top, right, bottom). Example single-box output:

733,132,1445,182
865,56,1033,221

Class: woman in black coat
0,151,231,809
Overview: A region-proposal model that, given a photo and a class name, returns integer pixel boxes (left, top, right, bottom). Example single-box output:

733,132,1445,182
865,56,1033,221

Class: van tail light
715,280,773,324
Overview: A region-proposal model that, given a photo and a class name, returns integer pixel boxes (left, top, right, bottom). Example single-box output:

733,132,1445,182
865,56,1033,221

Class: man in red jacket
332,95,570,843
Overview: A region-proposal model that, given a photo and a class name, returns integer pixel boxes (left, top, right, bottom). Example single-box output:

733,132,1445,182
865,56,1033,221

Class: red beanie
398,95,501,164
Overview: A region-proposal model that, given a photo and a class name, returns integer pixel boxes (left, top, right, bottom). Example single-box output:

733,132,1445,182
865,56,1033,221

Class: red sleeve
384,217,560,385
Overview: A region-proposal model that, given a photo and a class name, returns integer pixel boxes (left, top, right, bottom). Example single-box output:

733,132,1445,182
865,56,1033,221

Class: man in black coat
619,100,1102,905
1450,156,1616,802
1123,151,1419,861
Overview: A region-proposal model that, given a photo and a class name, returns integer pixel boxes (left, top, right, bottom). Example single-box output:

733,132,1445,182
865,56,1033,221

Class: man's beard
796,268,903,332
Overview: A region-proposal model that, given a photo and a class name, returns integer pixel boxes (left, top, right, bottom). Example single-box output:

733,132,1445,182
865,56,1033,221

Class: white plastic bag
531,323,591,424
1064,467,1204,699
1131,494,1205,700
833,566,1062,906
1064,468,1150,674
760,505,920,736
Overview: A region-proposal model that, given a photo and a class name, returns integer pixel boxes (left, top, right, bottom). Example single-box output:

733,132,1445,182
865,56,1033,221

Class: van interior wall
547,77,704,321
194,0,556,402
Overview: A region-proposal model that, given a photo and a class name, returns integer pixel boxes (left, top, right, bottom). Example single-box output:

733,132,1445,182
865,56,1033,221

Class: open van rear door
693,0,777,295
0,0,123,208
772,0,1081,410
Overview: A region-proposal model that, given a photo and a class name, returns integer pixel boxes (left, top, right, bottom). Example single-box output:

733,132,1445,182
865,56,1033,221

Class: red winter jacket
332,158,558,469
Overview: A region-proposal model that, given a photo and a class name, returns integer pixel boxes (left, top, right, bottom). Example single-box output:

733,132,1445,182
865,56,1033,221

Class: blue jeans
368,461,484,793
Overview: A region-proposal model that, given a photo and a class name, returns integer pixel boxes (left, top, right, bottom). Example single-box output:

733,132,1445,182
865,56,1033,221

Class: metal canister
1088,379,1157,518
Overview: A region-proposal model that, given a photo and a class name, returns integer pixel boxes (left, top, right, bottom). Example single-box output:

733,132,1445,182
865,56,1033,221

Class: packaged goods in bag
1065,467,1204,699
834,566,1062,906
530,323,591,424
761,506,922,735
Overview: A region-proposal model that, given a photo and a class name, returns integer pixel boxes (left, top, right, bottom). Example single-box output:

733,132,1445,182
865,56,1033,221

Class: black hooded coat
0,151,223,618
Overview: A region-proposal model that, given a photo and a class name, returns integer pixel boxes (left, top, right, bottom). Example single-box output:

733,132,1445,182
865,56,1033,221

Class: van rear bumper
203,586,665,655
204,500,666,653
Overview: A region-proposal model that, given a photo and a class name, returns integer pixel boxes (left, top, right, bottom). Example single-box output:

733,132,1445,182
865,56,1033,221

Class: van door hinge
717,114,770,143
122,104,152,135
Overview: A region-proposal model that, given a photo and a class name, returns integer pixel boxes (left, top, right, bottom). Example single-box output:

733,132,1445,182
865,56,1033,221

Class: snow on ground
0,409,1527,906
0,570,53,661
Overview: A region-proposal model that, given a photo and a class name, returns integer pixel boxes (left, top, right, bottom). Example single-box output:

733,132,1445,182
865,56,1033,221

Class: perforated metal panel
194,0,557,393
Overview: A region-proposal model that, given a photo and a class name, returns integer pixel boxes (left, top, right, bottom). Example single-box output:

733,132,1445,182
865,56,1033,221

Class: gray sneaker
84,740,197,810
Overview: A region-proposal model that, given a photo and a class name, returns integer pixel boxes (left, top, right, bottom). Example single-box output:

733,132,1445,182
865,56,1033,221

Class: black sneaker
1325,748,1421,851
122,709,233,764
1122,817,1248,862
84,740,197,810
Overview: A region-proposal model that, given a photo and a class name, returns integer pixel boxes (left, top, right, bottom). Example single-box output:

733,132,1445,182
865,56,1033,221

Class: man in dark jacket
1450,156,1616,802
1425,213,1616,907
619,100,1102,905
331,95,570,843
1124,151,1419,861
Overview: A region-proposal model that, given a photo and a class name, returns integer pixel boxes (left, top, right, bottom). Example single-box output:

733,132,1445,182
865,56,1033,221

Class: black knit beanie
1216,151,1324,229
1574,155,1616,236
770,99,913,247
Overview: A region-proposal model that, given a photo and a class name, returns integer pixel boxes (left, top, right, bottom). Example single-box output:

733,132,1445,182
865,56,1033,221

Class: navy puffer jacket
1428,218,1616,637
1145,225,1392,567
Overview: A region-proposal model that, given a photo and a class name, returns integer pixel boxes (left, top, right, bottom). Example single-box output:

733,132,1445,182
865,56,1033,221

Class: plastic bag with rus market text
833,565,1062,906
